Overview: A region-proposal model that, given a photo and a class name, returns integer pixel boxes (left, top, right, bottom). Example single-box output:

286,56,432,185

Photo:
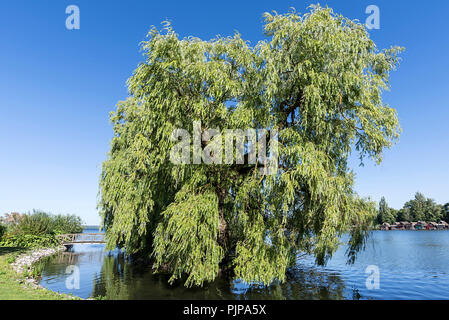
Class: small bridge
56,233,105,246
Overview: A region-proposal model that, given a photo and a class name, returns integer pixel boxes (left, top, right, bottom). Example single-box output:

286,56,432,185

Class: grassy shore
0,247,79,300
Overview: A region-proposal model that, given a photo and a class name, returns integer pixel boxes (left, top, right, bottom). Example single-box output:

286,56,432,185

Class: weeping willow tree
99,5,402,287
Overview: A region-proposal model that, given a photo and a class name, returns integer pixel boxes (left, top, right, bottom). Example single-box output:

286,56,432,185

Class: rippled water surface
39,230,449,299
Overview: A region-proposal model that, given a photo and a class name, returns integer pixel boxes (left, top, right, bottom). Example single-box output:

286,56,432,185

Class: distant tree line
376,193,449,225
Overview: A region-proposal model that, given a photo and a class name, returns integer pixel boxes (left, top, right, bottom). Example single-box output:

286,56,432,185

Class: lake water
38,230,449,300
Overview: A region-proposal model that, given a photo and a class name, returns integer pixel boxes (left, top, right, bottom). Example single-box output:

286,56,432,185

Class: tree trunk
216,188,234,278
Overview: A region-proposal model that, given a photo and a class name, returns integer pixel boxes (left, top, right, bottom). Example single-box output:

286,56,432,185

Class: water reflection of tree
233,266,347,300
39,248,352,299
91,252,238,299
89,252,350,299
91,252,132,299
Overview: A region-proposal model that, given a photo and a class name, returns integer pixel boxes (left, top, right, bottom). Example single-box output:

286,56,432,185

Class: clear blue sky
0,0,448,225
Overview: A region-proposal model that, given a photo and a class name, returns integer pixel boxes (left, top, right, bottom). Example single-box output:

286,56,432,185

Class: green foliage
27,256,53,278
396,207,410,222
0,234,59,249
51,214,84,234
0,223,6,240
0,210,83,249
442,203,449,223
99,5,402,287
382,193,443,223
401,192,442,222
10,211,53,236
6,210,83,237
6,255,16,264
153,190,224,287
377,197,397,224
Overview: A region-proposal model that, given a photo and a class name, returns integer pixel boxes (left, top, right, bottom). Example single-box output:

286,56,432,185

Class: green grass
0,247,80,300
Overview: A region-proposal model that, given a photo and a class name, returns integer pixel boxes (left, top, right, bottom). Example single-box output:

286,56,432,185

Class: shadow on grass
0,247,26,257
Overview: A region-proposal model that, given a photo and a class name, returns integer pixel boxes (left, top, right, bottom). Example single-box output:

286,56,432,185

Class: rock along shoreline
10,246,81,299
11,246,64,275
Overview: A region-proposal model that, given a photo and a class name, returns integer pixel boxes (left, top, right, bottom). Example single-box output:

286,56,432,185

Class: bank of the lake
0,247,80,300
38,230,449,300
